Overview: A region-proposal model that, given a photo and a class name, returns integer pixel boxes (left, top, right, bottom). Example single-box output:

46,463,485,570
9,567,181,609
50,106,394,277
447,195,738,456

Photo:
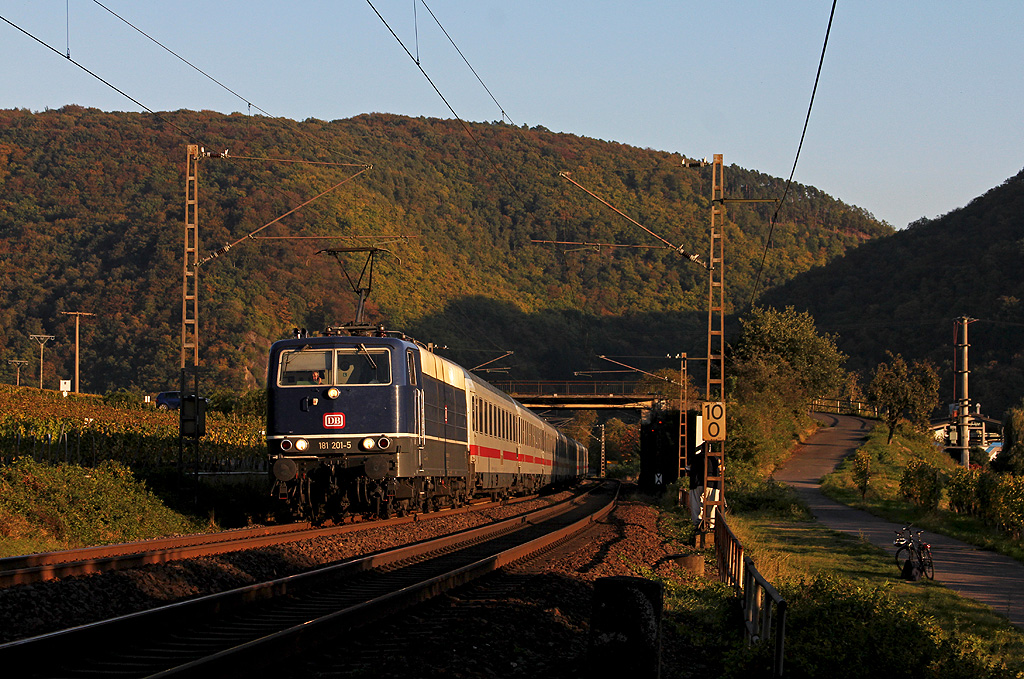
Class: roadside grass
821,424,1024,563
0,457,209,558
725,482,1024,674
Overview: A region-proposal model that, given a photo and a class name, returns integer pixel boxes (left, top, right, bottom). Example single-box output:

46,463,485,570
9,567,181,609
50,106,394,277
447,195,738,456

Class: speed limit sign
701,401,726,441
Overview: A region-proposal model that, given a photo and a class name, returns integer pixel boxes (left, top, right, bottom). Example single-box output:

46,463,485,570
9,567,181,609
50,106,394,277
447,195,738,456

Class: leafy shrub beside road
725,573,1019,679
0,456,204,556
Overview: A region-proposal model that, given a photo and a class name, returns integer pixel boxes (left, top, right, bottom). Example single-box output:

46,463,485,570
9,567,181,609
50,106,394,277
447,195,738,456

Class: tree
733,305,848,402
603,417,640,463
867,352,940,444
994,398,1024,474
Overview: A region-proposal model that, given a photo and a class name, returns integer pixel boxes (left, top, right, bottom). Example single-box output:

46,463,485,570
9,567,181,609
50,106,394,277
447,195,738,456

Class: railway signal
701,401,726,441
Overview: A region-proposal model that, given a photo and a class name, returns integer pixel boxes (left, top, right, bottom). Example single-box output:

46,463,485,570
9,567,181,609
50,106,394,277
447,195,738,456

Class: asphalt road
774,413,1024,629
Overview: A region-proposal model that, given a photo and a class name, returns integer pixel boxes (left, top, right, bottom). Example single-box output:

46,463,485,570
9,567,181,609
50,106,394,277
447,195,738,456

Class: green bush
852,450,871,499
724,573,1015,678
977,471,1024,538
206,387,267,419
0,457,203,547
102,387,148,410
946,466,981,515
728,479,809,519
899,458,942,510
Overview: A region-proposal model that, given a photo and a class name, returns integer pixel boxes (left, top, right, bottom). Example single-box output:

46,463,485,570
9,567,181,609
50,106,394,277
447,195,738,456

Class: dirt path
774,413,1024,628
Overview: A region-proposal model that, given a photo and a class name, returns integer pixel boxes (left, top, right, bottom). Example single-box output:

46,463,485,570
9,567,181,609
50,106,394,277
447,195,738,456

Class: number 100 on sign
701,401,726,441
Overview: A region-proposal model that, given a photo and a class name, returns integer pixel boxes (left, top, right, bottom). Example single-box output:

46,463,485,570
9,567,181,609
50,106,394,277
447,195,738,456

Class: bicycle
893,525,934,580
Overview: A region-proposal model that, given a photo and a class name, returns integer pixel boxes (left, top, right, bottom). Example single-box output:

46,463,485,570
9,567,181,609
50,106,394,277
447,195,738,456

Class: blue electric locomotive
267,329,588,523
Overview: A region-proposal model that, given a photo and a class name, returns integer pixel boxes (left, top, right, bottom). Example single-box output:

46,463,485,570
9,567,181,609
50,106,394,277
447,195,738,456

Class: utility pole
60,311,94,393
28,334,55,389
675,353,689,483
703,155,727,535
182,144,202,370
8,360,28,386
954,316,976,467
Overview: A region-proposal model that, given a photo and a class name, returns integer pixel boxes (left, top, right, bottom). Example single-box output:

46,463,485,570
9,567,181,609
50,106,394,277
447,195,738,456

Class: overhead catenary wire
558,172,706,268
366,0,522,199
364,0,530,358
749,0,838,308
418,0,515,126
0,14,200,141
7,8,377,258
87,1,369,167
90,0,273,118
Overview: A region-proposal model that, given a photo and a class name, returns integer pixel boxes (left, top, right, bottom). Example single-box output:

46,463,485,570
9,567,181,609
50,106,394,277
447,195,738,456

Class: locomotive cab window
278,350,332,386
336,347,391,385
277,347,392,387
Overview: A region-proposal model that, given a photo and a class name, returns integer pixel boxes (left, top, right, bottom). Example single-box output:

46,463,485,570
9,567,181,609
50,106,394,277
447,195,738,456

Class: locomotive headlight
294,438,309,452
360,437,377,450
280,439,293,451
327,387,340,399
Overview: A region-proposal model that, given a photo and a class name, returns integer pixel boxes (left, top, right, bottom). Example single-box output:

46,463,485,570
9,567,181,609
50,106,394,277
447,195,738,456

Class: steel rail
0,495,539,588
174,483,618,677
0,484,612,677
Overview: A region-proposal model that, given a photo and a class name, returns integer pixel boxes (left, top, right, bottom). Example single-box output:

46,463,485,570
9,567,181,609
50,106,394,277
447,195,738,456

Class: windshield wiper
357,344,378,370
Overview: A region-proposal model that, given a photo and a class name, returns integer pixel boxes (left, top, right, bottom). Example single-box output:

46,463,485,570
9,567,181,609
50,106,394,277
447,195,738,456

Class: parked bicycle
893,525,934,580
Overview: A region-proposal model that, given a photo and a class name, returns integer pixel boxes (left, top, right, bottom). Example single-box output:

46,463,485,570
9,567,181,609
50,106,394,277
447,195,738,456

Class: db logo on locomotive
323,413,346,429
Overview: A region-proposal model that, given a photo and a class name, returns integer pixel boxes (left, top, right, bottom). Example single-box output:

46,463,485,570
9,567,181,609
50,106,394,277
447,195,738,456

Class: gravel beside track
2,491,708,678
0,493,573,643
286,498,701,679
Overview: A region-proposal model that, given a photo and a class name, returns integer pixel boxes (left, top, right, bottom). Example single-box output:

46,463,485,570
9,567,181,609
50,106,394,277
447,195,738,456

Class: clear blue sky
2,1,1023,230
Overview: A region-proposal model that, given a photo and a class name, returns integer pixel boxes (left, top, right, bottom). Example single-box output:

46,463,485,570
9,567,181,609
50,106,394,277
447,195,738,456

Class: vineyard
0,385,266,474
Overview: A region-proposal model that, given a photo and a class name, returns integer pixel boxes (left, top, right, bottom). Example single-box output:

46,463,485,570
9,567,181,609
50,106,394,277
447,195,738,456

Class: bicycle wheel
921,547,935,579
895,545,911,569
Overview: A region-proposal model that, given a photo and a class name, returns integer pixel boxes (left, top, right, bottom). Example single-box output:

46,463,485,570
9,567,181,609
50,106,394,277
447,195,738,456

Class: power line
366,0,522,198
749,0,838,307
0,14,200,141
90,0,272,118
87,2,369,167
418,0,515,126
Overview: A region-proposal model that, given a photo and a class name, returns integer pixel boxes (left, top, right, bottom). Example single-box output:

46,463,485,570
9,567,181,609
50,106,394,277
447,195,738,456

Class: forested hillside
0,106,890,393
760,168,1024,416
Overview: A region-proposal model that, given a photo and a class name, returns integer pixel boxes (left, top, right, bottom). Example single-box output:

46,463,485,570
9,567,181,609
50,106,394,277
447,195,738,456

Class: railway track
0,483,616,677
0,495,535,588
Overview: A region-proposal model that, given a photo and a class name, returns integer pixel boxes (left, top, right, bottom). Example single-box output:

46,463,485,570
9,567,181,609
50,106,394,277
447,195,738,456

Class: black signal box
180,394,207,438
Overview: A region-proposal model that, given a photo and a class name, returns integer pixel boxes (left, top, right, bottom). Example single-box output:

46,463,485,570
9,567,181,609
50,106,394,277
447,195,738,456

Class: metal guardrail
743,556,787,678
492,380,645,397
714,514,745,592
714,514,787,676
810,397,879,418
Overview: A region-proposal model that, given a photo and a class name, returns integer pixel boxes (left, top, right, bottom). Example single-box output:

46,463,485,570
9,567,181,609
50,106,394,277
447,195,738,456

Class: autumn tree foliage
995,399,1024,475
867,352,941,444
732,305,848,403
0,107,890,394
728,306,848,477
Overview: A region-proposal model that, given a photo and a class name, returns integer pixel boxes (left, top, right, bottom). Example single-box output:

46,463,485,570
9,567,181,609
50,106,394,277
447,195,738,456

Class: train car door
406,348,425,473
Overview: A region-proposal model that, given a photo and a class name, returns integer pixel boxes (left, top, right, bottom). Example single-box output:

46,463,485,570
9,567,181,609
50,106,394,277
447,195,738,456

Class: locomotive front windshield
277,346,392,386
